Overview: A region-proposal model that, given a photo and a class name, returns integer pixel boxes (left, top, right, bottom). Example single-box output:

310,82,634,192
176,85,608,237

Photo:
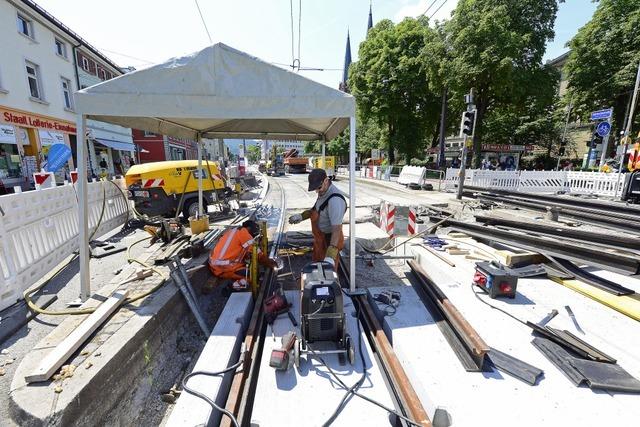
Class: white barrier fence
397,166,427,186
0,179,130,312
444,168,625,198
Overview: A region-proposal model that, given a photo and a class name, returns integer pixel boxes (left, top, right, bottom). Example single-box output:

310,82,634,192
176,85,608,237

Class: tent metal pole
197,135,203,217
349,116,356,291
77,113,91,301
322,140,326,168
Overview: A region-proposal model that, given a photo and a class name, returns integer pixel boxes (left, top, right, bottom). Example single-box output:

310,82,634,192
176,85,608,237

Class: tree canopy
565,0,640,134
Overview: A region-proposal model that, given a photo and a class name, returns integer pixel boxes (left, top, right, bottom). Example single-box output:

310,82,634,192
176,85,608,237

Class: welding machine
295,261,354,366
473,261,518,299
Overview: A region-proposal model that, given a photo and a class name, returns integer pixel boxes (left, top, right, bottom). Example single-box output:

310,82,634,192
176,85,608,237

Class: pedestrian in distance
288,168,347,267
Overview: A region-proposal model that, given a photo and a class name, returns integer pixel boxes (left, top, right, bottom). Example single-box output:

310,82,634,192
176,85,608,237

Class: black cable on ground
305,292,419,426
181,356,244,427
471,283,528,326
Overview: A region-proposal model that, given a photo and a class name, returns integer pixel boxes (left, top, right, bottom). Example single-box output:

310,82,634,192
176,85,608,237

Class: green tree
246,144,261,163
445,0,560,167
350,18,441,163
565,0,640,135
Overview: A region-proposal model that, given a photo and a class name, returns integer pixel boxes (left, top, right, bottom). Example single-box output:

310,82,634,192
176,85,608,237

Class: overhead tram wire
429,0,449,20
298,0,302,71
421,0,440,17
290,0,296,69
195,0,213,44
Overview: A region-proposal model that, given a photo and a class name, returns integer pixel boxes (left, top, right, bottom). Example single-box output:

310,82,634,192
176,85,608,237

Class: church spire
339,30,352,92
367,1,373,31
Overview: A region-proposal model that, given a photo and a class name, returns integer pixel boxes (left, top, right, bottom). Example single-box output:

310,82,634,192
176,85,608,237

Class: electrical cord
303,291,418,426
181,355,244,427
471,283,528,326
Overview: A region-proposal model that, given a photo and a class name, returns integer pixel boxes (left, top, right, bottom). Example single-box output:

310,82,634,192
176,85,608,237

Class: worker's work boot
231,278,249,292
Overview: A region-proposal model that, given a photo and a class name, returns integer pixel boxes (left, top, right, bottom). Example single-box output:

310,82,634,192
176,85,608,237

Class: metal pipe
349,116,356,291
197,135,203,217
76,113,90,301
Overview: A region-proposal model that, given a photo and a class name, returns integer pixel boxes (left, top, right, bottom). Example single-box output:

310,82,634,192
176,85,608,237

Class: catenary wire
194,0,213,44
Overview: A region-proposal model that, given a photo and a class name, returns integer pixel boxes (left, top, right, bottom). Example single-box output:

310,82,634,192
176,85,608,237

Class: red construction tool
269,331,297,370
264,287,297,326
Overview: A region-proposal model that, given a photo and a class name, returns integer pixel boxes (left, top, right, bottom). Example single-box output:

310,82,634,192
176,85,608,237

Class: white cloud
394,0,458,23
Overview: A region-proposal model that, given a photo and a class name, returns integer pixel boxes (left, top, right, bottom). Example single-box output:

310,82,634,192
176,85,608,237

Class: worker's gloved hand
288,213,303,224
325,245,339,261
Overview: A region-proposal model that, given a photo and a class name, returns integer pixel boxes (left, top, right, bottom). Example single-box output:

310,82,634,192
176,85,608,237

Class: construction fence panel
518,170,568,193
397,166,426,186
471,170,520,190
0,179,130,312
567,171,625,197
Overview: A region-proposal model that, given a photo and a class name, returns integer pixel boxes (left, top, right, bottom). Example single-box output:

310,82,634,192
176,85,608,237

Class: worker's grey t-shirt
314,184,347,233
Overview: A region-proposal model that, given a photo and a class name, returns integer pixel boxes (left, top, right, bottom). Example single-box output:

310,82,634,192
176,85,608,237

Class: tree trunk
387,120,395,164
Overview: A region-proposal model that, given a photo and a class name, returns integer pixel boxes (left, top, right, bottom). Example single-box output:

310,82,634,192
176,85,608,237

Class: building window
17,13,34,39
61,77,73,109
81,56,90,71
55,38,67,58
25,61,42,100
97,68,106,80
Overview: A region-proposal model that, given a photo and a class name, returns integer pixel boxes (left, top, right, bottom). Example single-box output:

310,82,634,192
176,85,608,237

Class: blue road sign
45,143,72,173
591,109,612,121
596,121,611,137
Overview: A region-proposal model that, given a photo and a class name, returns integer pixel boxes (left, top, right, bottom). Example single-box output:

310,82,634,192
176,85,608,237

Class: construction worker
208,220,276,291
289,168,347,267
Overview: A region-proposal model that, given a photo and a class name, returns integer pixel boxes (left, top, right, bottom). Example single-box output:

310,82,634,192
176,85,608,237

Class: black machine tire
345,334,355,365
183,198,207,219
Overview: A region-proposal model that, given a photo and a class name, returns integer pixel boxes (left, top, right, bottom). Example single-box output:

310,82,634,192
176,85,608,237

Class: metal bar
474,214,640,250
435,217,640,275
487,347,543,386
76,113,91,301
169,266,210,337
338,257,432,427
349,116,356,292
409,260,489,362
546,256,634,296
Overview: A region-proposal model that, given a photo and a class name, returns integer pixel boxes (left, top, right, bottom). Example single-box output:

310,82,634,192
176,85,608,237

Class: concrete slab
166,292,252,427
342,222,392,253
403,243,640,426
251,291,396,427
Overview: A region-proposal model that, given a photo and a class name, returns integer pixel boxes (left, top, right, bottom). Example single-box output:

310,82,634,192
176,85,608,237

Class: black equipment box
300,261,345,343
622,171,640,204
473,261,518,299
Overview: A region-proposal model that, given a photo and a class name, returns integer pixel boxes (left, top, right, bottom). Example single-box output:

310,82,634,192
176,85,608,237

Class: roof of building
547,51,570,68
19,0,123,73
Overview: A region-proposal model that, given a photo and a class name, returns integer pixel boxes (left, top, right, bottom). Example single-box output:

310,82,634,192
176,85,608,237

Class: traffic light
462,110,476,136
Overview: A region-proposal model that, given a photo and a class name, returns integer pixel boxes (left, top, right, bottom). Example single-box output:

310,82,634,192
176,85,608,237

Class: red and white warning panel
407,206,417,235
379,200,395,237
33,172,56,189
142,178,165,188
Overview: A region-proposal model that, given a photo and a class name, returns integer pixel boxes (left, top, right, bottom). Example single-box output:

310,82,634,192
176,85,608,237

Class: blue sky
34,0,597,88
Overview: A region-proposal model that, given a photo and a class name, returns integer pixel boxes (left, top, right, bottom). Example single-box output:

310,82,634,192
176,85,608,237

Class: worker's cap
308,168,327,191
243,220,260,237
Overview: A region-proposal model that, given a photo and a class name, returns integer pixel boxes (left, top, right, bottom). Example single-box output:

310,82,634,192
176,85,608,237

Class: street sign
590,109,612,121
371,149,380,160
596,121,611,137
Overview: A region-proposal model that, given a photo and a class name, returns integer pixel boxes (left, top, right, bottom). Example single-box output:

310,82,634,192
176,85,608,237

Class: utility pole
438,87,448,169
598,109,613,167
556,102,572,170
457,89,476,200
615,61,640,198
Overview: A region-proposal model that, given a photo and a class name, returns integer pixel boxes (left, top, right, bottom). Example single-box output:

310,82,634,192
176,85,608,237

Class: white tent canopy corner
73,43,357,298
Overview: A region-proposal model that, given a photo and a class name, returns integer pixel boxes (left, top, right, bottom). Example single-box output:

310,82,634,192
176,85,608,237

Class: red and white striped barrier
142,178,165,188
379,200,395,237
33,171,56,189
407,206,417,235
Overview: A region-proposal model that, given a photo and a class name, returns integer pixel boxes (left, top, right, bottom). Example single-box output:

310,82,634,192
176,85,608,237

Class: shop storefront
480,144,535,170
1,106,76,193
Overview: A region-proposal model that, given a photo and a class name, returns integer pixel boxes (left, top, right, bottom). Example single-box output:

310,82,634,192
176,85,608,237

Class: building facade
0,0,132,193
132,129,197,163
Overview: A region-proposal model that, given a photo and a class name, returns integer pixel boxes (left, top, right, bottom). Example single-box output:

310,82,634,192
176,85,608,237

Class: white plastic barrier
397,166,426,186
444,168,625,198
567,171,625,197
471,170,520,190
0,179,130,312
518,170,568,193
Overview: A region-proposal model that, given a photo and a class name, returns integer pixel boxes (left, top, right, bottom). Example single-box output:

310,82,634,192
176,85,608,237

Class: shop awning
94,138,135,152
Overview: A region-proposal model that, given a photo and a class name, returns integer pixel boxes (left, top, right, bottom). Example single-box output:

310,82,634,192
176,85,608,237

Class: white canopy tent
74,43,357,298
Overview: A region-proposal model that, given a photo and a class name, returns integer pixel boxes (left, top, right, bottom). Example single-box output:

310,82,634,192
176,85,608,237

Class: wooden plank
24,290,129,383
